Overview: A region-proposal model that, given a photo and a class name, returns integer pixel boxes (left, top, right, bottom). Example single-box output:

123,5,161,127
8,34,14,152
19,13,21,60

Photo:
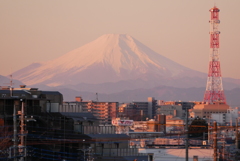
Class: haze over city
1,0,240,80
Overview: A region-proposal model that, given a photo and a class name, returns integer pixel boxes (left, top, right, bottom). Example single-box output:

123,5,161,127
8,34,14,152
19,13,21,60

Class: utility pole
223,138,225,161
87,147,94,161
19,101,26,161
236,118,238,149
13,103,18,161
208,122,211,146
185,108,188,161
12,100,28,161
213,121,217,161
4,75,14,97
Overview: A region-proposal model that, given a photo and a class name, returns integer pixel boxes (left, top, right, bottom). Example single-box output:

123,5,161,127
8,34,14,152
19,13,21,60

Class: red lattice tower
203,6,226,104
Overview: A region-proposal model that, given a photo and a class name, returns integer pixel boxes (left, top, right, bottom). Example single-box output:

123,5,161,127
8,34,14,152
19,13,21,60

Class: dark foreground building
0,87,144,161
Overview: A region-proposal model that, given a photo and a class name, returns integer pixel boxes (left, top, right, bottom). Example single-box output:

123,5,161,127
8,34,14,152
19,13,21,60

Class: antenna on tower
214,0,217,7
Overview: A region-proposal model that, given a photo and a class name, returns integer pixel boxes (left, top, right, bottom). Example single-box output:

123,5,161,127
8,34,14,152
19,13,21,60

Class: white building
211,107,239,124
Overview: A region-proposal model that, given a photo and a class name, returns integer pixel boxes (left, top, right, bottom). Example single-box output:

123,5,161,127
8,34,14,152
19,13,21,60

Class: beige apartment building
58,96,118,124
189,102,230,119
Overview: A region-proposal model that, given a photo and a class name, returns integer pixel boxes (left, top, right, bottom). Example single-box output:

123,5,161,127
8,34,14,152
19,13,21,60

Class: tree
188,118,208,139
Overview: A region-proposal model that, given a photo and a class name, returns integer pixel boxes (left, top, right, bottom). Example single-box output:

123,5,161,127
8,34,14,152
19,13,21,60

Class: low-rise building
189,102,230,119
165,115,184,133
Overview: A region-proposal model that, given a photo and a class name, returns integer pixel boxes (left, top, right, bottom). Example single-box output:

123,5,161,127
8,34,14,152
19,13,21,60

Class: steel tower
203,6,226,104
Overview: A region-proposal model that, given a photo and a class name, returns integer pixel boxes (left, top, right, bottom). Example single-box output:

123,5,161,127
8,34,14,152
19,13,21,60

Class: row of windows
204,111,226,114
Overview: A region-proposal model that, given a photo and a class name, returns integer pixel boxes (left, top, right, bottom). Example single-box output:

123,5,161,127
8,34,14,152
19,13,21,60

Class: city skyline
1,1,240,79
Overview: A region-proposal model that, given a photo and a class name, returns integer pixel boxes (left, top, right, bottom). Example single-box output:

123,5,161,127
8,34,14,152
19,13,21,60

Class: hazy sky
1,0,240,79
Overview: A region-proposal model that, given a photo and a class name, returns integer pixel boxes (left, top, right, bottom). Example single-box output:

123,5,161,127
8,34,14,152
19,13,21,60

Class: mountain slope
13,34,204,86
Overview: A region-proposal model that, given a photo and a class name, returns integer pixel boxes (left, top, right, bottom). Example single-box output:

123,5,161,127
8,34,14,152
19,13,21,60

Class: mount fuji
13,34,206,88
7,34,240,104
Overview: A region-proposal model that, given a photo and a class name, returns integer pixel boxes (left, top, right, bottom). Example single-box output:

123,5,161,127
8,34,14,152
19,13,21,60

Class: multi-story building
155,101,195,119
0,86,64,160
0,86,63,122
156,105,183,118
211,107,239,124
118,97,157,121
168,101,195,110
59,97,118,124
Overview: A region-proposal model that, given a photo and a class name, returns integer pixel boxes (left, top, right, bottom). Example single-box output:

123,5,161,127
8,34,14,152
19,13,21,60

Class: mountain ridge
48,85,240,107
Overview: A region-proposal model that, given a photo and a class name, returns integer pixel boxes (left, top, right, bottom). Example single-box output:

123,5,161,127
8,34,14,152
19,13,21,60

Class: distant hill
48,85,240,107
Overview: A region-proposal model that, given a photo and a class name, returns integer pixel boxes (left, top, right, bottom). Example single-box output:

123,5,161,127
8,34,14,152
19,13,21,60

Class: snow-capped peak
13,34,191,86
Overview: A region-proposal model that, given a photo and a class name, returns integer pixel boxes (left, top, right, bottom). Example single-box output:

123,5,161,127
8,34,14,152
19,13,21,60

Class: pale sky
1,0,240,79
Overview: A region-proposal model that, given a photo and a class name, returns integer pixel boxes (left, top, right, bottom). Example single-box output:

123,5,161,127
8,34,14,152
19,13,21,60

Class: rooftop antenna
9,74,13,97
96,93,98,102
9,68,14,97
3,74,14,97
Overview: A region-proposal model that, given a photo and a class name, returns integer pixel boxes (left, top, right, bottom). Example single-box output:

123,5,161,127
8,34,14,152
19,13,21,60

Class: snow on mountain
13,34,203,86
13,62,43,78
